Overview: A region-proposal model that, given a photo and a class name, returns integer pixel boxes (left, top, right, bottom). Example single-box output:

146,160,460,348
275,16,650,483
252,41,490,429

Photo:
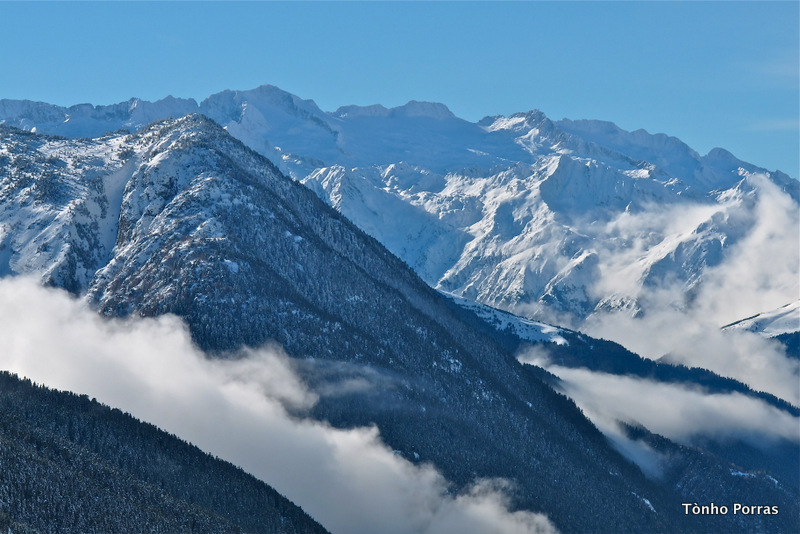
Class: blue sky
1,1,797,177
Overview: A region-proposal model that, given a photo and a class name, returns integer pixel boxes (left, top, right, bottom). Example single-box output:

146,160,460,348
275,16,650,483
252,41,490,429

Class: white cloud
519,343,800,477
0,276,558,534
584,301,800,405
588,201,726,301
583,174,800,405
542,365,800,446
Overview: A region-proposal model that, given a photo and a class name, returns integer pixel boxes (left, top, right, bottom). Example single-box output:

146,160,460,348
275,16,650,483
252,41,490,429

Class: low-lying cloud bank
0,277,558,534
520,345,800,477
552,366,799,444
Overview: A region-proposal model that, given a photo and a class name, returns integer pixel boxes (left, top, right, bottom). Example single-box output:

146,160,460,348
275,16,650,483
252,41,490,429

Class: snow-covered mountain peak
0,113,267,293
482,110,552,133
389,100,456,120
201,84,327,121
555,118,703,170
0,99,67,126
2,84,796,329
117,96,198,129
551,118,791,194
332,100,456,119
134,113,223,152
333,100,456,121
332,103,390,118
723,301,800,337
705,146,737,162
0,95,199,139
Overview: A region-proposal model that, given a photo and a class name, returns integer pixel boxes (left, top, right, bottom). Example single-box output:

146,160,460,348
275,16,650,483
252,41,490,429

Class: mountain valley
0,86,797,533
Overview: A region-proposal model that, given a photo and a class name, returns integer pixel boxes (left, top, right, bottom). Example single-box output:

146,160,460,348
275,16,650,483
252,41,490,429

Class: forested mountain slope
1,117,796,533
0,371,328,534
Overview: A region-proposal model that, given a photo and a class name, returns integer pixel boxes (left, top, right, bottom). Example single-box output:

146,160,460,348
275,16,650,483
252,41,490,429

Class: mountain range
3,85,796,329
0,86,797,533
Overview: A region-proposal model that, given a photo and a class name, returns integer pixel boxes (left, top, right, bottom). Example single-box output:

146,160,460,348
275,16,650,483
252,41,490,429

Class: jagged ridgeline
0,371,328,533
4,85,796,328
0,117,797,534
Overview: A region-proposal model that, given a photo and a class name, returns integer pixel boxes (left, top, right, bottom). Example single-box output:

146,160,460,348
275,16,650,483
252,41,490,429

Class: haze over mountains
0,85,797,533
